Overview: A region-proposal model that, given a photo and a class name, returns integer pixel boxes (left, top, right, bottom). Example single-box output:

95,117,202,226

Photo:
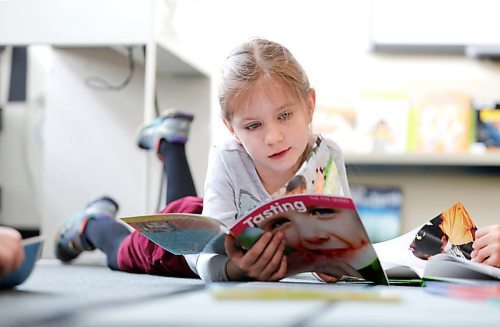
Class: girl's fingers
484,254,500,268
269,255,288,281
240,232,273,268
225,234,243,259
472,233,489,252
226,232,285,280
258,238,286,279
315,272,339,283
472,246,489,263
251,232,283,270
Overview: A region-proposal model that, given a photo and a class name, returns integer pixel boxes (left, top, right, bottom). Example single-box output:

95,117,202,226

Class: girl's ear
307,88,316,121
223,119,241,144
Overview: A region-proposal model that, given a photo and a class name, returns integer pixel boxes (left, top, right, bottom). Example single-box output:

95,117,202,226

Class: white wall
1,0,500,235
173,0,500,139
38,47,210,257
0,46,47,228
174,0,500,230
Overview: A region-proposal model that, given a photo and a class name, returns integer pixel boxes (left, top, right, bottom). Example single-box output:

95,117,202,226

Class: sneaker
54,196,119,262
136,109,194,150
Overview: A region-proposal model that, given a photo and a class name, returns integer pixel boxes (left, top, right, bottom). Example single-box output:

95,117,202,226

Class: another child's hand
225,231,287,281
0,227,24,276
471,225,500,267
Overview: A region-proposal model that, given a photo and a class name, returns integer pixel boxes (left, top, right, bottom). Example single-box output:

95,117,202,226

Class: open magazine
121,194,389,285
374,202,500,283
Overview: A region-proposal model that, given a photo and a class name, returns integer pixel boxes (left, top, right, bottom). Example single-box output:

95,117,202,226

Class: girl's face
225,78,315,193
260,206,368,260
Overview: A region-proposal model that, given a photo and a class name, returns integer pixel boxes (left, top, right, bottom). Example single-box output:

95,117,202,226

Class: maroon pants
117,196,203,278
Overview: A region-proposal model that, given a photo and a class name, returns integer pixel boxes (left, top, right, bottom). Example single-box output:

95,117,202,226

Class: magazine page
230,194,389,285
373,227,427,278
272,135,343,199
424,254,500,281
120,214,229,255
374,202,479,280
0,236,44,288
410,202,477,261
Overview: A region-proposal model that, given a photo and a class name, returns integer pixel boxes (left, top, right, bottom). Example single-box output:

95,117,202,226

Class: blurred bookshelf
345,153,500,168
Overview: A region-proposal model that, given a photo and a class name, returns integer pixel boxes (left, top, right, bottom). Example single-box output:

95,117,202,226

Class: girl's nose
264,127,284,145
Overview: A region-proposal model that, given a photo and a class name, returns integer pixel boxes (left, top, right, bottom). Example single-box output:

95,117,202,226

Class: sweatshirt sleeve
191,145,238,282
185,253,230,282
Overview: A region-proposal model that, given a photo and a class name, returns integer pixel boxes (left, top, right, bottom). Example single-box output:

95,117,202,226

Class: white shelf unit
0,0,212,257
346,153,500,167
345,152,500,234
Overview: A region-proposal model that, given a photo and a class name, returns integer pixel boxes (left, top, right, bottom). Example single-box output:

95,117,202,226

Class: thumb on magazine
313,272,339,283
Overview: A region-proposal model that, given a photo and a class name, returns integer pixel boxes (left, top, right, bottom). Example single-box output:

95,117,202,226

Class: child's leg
136,109,197,205
84,219,129,270
54,196,128,270
159,140,197,205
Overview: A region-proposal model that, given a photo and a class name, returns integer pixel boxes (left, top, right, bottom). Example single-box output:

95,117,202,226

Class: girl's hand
471,225,500,267
225,231,287,281
312,261,362,282
313,272,339,283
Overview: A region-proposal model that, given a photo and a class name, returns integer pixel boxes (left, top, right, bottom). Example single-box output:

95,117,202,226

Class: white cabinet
0,0,211,257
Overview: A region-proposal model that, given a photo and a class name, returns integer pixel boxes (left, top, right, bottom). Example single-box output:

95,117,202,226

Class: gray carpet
0,259,204,327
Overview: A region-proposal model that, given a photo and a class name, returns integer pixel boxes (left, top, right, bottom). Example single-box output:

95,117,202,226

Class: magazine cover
231,194,388,285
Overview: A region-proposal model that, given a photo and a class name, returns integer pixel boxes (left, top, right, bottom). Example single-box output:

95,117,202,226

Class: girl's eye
278,111,293,120
244,122,261,130
268,217,291,230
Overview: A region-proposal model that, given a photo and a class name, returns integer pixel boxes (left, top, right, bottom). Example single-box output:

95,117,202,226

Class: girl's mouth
269,147,291,159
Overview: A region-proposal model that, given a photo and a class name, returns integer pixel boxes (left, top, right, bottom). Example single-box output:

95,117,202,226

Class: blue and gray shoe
54,196,119,262
136,109,194,150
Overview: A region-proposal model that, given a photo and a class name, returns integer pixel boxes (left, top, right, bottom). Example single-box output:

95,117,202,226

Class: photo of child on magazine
232,195,386,284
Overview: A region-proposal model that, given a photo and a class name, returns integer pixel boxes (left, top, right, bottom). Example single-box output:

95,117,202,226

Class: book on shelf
0,236,44,288
411,92,472,153
474,100,500,150
354,93,411,154
312,104,358,154
374,202,500,284
351,185,402,243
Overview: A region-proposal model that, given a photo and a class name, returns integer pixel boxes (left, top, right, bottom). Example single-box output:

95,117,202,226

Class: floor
1,259,500,327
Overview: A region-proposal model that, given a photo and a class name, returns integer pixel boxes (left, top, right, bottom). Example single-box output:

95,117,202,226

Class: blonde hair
218,38,311,121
